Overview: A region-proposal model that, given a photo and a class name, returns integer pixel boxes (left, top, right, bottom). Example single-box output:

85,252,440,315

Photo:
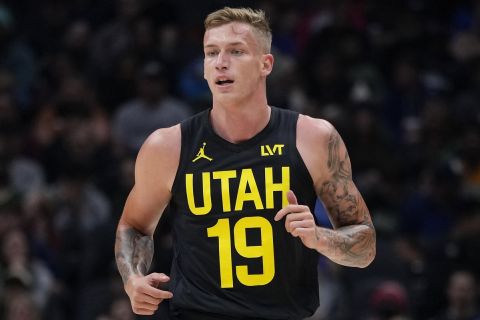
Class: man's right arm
114,125,180,315
115,218,155,284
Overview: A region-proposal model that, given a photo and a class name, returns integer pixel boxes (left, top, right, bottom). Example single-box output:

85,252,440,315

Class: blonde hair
204,7,272,53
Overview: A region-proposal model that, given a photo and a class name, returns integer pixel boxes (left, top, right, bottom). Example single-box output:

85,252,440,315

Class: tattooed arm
115,226,154,284
296,116,376,268
114,125,180,315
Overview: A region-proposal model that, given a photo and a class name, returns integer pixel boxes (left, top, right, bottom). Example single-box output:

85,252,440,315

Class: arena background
0,0,479,319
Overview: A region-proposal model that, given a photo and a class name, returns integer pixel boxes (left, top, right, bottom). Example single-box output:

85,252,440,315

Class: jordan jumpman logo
192,142,213,162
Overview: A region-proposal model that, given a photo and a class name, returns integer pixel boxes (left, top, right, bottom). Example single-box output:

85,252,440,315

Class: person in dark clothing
114,7,375,320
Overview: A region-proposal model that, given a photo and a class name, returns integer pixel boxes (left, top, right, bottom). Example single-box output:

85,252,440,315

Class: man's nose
215,52,229,70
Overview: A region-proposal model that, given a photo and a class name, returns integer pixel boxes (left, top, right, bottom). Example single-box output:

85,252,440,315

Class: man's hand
125,273,173,315
274,190,319,250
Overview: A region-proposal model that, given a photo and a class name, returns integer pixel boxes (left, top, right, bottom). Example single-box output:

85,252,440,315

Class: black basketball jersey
168,106,319,320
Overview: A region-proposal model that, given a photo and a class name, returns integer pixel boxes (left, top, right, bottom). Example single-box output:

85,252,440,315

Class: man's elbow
358,235,376,268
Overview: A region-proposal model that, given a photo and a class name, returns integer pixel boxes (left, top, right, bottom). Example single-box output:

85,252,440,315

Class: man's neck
210,103,271,144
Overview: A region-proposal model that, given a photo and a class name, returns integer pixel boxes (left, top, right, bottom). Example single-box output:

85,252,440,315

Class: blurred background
0,0,479,319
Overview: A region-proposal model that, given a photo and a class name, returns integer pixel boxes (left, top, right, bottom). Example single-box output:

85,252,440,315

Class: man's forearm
115,226,154,284
315,224,376,268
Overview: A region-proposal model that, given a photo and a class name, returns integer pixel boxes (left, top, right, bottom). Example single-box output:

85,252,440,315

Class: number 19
207,216,275,288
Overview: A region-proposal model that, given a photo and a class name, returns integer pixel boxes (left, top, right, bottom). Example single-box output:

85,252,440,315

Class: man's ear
261,54,274,76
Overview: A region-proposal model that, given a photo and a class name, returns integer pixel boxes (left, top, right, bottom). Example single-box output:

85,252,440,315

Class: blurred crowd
0,0,479,319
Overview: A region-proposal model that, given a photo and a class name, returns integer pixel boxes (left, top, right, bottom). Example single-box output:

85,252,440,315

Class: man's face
203,22,272,105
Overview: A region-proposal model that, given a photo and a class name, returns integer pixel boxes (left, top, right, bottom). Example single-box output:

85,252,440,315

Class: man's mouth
215,78,234,86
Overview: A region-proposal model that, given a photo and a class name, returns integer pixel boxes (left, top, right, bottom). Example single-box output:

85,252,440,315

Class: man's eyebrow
204,42,245,48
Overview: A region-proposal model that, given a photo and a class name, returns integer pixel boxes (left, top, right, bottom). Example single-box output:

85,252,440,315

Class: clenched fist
274,190,319,250
125,272,173,315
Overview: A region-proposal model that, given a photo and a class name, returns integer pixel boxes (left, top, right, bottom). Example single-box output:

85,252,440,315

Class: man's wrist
314,227,329,253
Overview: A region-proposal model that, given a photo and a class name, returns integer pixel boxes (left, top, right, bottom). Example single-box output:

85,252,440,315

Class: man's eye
232,50,243,55
206,51,218,57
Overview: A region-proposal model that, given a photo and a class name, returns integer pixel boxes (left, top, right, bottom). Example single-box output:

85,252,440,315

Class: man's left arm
275,118,376,268
314,125,376,267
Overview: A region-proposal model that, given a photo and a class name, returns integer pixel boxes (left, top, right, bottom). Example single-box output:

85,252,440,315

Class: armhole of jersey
170,122,187,194
291,112,315,190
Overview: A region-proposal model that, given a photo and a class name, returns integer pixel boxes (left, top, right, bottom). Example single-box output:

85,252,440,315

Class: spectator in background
0,228,55,315
459,126,480,199
0,5,36,110
398,161,464,252
31,73,115,192
395,161,474,318
367,280,411,320
30,162,114,319
0,81,45,195
112,59,192,155
1,280,40,320
383,54,425,146
90,0,145,77
430,270,480,320
62,20,93,77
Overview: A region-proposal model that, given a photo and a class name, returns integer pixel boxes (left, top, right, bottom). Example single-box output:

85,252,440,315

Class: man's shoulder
135,125,182,187
296,115,339,186
297,114,335,143
141,108,209,151
139,125,181,159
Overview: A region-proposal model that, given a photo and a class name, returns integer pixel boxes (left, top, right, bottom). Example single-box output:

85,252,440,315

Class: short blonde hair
204,7,272,53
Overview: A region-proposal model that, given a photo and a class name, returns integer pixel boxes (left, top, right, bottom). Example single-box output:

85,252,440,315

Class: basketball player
115,7,376,320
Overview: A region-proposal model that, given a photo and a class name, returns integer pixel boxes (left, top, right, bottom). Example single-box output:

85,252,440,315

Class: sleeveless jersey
168,106,319,320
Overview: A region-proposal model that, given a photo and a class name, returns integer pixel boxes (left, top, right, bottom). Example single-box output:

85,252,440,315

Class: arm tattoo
318,128,376,267
115,227,154,284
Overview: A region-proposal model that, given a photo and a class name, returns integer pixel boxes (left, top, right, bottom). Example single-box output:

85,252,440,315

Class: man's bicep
120,184,170,235
119,129,178,235
316,127,371,228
